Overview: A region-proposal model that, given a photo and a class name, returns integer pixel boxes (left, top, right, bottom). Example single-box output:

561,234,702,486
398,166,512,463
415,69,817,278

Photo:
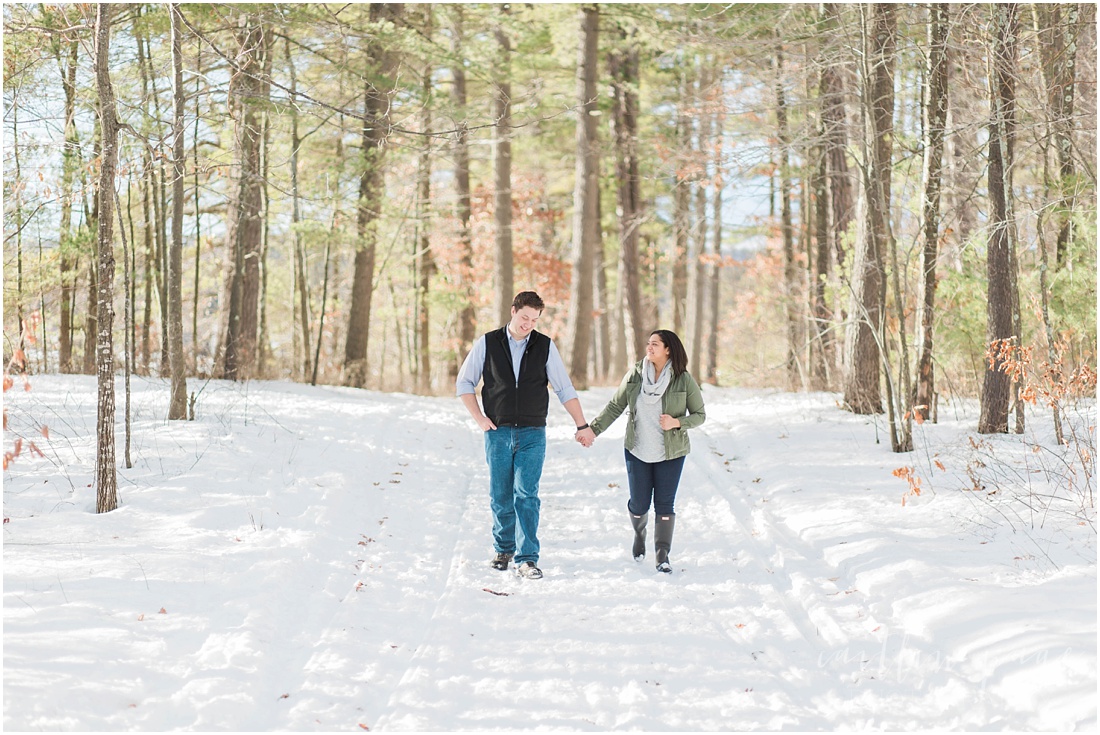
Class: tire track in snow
365,472,489,731
273,401,484,731
674,420,885,722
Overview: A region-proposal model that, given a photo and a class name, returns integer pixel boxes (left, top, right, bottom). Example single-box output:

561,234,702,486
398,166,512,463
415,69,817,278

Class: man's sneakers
490,552,514,571
515,561,543,579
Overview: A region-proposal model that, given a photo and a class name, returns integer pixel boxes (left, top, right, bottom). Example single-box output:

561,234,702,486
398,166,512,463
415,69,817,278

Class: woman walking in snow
577,329,706,573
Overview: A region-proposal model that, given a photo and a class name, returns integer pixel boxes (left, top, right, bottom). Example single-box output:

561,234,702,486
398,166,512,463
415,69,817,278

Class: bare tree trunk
82,123,101,377
706,112,724,386
192,50,202,371
809,136,831,391
593,159,610,380
415,8,435,395
58,37,79,374
775,42,799,390
493,8,514,327
141,27,170,377
93,3,119,514
609,26,645,361
843,3,895,415
979,3,1020,435
1031,3,1072,444
257,35,275,379
125,178,136,381
157,162,169,377
820,3,855,270
166,4,189,419
285,37,312,380
345,3,402,387
943,42,977,272
564,4,600,389
314,127,343,388
671,61,691,333
115,189,132,468
1034,4,1080,269
140,148,154,373
913,3,949,423
125,180,136,385
12,100,26,360
224,17,268,381
689,61,710,374
446,5,476,379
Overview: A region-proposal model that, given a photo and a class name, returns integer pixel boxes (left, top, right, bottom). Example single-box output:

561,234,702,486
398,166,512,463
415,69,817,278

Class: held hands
659,414,682,431
575,426,596,448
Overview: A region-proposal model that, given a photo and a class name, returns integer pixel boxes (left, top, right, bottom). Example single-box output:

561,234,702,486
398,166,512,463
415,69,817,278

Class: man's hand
659,414,681,431
460,393,496,432
576,427,596,447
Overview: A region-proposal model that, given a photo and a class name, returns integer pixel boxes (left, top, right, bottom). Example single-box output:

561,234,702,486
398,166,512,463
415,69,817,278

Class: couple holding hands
457,291,707,579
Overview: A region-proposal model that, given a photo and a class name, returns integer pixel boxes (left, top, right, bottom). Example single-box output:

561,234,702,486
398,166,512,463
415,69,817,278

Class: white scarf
641,357,671,405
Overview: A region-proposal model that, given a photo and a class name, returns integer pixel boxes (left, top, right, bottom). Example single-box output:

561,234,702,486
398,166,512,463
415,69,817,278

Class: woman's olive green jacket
590,360,706,460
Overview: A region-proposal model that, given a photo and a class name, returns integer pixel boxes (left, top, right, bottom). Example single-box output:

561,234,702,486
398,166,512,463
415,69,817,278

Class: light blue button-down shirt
456,329,579,406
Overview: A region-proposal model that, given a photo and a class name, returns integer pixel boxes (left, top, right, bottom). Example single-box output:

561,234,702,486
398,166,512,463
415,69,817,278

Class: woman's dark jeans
624,449,685,516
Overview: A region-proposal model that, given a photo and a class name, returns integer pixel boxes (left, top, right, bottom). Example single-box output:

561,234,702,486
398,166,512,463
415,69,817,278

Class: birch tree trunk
93,2,119,514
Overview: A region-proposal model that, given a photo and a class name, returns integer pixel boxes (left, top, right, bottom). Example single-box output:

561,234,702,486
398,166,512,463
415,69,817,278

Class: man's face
509,306,541,338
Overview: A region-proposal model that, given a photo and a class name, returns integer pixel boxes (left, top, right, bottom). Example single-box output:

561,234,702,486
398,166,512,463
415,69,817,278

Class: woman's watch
575,423,590,432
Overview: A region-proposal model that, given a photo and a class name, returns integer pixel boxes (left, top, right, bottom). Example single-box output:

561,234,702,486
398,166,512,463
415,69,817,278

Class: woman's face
646,334,670,363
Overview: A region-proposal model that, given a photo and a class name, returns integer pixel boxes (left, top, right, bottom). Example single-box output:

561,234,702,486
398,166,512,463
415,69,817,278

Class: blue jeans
485,426,546,564
624,449,685,516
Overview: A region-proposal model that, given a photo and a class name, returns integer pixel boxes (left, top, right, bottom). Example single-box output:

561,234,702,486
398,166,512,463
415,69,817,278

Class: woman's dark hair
512,291,545,312
650,329,688,378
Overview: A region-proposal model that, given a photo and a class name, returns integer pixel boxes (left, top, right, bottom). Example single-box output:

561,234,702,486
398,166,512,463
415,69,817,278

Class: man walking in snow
457,291,594,579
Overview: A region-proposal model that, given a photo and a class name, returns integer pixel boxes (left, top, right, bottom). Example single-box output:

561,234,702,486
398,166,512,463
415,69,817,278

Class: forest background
2,4,1097,488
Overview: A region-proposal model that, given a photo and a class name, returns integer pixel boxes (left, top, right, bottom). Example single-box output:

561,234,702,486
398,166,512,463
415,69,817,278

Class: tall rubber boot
629,510,648,561
654,513,676,573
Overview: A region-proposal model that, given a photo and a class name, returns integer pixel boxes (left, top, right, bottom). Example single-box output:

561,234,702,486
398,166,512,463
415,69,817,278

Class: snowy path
3,377,1095,730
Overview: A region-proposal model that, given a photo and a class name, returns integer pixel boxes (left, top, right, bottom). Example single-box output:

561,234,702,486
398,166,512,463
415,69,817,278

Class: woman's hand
575,427,596,447
659,414,681,431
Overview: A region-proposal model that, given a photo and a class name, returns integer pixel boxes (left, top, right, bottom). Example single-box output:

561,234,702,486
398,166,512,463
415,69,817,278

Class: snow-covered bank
4,376,1096,730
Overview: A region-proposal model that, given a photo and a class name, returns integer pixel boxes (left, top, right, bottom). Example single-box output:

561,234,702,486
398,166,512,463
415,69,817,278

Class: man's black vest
482,327,551,427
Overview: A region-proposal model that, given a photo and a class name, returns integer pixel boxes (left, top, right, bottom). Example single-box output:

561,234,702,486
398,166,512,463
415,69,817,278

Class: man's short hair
512,291,545,312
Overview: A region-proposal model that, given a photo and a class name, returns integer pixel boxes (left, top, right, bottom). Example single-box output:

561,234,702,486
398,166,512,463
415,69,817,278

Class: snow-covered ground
3,375,1096,731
